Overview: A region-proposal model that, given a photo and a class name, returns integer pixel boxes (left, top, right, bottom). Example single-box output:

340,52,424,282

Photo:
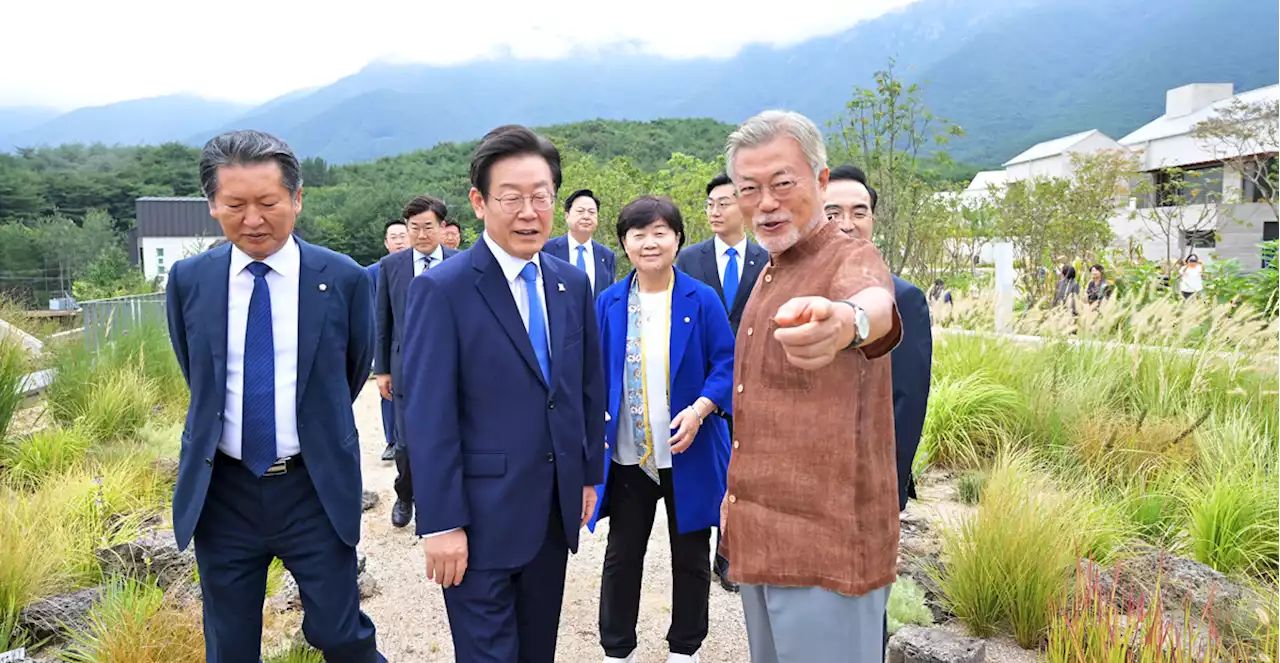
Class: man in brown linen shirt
720,110,902,663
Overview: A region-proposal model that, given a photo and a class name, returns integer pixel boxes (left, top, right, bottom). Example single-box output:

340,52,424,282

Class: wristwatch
835,300,870,349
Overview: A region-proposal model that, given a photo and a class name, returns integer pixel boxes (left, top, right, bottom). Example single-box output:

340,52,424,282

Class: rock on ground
362,490,380,511
888,625,986,663
18,586,103,644
95,528,196,590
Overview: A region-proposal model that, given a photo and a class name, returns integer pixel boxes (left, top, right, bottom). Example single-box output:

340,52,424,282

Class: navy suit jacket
401,238,606,570
675,238,768,336
890,275,933,511
545,235,616,299
374,246,459,438
165,237,375,550
587,269,735,535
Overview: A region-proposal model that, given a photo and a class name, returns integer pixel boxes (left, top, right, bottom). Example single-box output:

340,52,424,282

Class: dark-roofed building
135,197,223,286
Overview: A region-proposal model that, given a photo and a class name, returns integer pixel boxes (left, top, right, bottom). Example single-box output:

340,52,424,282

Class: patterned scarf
624,271,673,484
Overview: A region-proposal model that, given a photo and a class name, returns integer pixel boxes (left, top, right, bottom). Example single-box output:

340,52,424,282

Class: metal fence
81,292,167,354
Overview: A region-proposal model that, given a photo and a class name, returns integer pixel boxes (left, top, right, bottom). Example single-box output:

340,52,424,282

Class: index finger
773,320,827,346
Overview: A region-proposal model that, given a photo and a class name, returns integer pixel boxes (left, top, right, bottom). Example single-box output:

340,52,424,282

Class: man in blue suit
545,188,617,298
375,195,460,528
368,217,409,463
165,130,384,663
401,125,606,662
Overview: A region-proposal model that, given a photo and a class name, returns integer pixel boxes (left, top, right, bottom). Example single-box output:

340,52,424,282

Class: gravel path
351,380,751,662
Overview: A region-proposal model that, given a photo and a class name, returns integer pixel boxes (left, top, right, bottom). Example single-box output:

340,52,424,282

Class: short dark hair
1062,265,1077,280
1090,264,1105,274
565,189,600,213
470,125,562,199
616,195,685,249
403,195,448,223
828,164,878,212
440,218,460,229
384,217,406,233
705,173,733,197
199,129,302,200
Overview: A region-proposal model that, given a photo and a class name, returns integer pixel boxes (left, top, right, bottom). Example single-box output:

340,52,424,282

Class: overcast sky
4,0,918,110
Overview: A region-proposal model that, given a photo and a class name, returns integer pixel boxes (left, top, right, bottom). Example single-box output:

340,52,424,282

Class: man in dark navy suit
675,172,768,594
375,195,460,528
165,130,384,663
825,164,933,658
401,125,606,662
545,188,616,299
368,217,409,463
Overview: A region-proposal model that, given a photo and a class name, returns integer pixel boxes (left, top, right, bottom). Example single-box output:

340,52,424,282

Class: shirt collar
567,235,591,253
413,245,444,265
483,231,541,283
714,234,747,257
230,234,299,277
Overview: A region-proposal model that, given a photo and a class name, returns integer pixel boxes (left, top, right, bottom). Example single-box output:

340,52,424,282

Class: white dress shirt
567,235,595,291
714,235,748,290
413,245,444,277
483,232,551,353
220,235,301,460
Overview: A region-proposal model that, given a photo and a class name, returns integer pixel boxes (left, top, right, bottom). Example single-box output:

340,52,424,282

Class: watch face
855,306,870,341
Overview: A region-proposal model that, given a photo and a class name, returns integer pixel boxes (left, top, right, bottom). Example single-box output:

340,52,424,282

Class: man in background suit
375,195,460,528
368,217,409,462
401,125,605,662
675,172,767,594
441,217,463,250
545,188,616,298
165,129,384,663
825,164,933,657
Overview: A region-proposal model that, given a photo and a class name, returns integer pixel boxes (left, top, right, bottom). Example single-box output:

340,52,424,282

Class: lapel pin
557,282,565,292
749,261,756,266
318,283,328,292
684,317,691,323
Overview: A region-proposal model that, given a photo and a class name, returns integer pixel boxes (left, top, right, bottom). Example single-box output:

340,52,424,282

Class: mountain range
3,0,1276,167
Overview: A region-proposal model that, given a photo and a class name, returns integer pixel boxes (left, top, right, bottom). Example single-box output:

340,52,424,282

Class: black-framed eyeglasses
736,178,800,203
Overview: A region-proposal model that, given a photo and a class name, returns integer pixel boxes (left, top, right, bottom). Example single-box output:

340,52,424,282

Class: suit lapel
295,240,330,406
543,256,568,388
472,241,548,389
391,249,412,308
699,241,725,305
592,241,610,294
668,271,696,388
605,279,629,418
201,245,232,406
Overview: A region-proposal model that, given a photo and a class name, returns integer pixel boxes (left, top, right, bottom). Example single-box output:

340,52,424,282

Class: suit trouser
442,488,568,663
739,583,888,663
600,464,711,658
393,444,413,504
194,453,382,663
379,396,395,445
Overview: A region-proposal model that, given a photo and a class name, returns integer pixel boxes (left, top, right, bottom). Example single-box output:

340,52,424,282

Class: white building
133,197,223,286
1002,129,1126,181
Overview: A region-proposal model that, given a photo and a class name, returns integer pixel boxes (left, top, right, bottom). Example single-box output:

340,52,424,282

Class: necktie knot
519,261,538,284
725,247,738,258
246,261,271,279
576,245,586,255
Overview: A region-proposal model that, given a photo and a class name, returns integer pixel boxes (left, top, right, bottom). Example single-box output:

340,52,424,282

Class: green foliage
60,577,204,663
956,469,987,505
0,335,25,440
264,643,326,663
916,371,1024,471
1184,470,1279,579
887,576,934,634
71,244,155,302
0,425,94,489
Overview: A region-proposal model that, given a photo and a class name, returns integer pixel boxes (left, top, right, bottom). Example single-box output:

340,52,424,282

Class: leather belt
216,451,305,476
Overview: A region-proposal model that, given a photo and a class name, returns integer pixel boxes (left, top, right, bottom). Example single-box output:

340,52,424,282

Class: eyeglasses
705,197,735,212
736,178,799,204
493,191,554,213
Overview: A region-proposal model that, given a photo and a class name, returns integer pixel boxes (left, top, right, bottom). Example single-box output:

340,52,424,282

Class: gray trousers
740,583,889,663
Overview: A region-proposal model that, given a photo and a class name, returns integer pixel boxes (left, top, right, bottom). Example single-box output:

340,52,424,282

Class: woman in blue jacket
588,195,735,663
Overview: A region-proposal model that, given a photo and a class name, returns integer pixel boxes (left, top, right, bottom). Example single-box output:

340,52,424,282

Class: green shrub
60,577,204,663
887,575,934,634
264,643,326,663
1185,470,1280,579
0,335,27,440
0,425,93,489
956,469,987,505
917,371,1024,471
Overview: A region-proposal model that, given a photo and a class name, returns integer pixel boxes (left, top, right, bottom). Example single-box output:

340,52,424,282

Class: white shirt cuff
421,527,460,538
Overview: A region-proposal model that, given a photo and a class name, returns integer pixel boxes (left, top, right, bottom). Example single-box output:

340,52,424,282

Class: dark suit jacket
675,237,768,335
545,235,616,299
164,237,375,550
401,239,606,570
890,275,933,511
374,246,459,442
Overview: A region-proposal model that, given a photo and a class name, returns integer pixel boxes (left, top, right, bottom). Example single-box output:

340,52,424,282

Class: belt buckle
263,458,289,476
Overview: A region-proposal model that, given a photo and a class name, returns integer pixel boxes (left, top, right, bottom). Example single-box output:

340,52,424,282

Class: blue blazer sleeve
374,261,392,375
165,259,191,385
403,274,469,534
581,276,607,487
347,261,376,402
698,287,735,416
891,280,932,510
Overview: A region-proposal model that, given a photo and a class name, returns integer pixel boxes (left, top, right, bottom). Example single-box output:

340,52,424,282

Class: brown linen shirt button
733,440,740,449
737,384,744,393
764,274,773,283
747,327,753,336
728,495,737,503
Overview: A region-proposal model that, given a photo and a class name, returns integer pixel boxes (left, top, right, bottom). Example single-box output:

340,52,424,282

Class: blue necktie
519,262,552,384
722,247,740,311
241,261,277,476
575,245,587,271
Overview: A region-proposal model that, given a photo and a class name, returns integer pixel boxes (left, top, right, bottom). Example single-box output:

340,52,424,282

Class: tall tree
1192,97,1279,218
